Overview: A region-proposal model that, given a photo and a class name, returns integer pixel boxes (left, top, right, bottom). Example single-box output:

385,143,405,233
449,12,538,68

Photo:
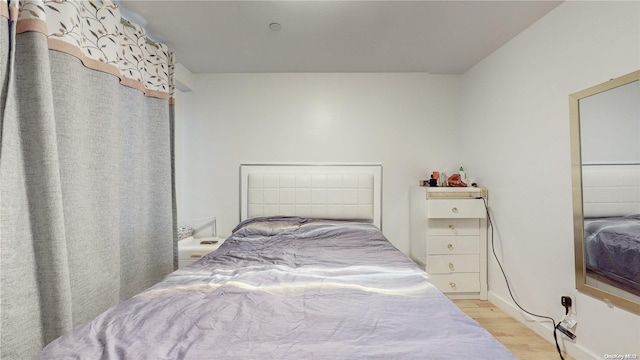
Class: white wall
459,1,640,358
179,73,461,253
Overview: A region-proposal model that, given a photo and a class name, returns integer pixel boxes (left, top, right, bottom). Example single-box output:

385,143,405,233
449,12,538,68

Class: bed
582,165,640,296
39,165,514,359
584,216,640,296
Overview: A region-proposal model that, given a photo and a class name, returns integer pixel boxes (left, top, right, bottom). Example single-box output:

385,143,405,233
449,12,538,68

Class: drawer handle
447,243,454,251
190,255,203,259
451,207,458,214
449,262,455,271
449,282,457,290
448,224,457,234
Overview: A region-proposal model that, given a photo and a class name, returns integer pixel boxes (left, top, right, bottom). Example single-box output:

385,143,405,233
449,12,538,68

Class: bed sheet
40,216,513,359
585,215,640,295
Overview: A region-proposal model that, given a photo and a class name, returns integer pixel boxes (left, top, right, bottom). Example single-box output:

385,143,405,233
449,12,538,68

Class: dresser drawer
428,236,479,254
429,273,480,293
428,218,480,236
427,199,486,219
427,254,479,274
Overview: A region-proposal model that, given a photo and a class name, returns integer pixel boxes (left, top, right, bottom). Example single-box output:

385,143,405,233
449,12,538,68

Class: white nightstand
178,236,225,269
410,186,488,300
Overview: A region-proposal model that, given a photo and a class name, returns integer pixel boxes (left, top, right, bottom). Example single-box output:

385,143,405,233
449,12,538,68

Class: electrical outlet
570,296,577,314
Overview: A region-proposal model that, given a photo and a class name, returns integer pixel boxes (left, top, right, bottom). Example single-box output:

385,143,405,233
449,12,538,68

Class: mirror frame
570,69,640,315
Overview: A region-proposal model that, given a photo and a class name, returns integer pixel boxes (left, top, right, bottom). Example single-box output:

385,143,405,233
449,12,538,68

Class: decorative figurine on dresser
410,185,488,300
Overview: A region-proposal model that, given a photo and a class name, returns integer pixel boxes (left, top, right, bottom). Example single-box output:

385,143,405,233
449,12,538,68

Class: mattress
585,215,640,295
39,216,514,359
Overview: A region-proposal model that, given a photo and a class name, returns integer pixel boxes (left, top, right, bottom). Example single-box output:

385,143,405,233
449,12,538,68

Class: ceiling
116,1,562,74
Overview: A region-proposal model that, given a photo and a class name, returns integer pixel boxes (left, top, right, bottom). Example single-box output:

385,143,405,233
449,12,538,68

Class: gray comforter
585,215,640,295
40,216,514,359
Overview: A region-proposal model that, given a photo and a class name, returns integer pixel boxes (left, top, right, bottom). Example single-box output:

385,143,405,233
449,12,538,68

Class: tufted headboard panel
240,164,382,229
581,164,640,218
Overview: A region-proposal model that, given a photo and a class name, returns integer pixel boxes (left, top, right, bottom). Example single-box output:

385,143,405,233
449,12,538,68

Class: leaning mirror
570,70,640,314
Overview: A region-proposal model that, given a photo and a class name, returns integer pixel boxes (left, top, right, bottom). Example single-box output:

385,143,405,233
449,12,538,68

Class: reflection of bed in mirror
584,217,640,298
582,164,640,302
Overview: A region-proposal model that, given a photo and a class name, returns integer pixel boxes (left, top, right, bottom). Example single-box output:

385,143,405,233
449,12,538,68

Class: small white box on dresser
178,236,225,269
410,186,488,300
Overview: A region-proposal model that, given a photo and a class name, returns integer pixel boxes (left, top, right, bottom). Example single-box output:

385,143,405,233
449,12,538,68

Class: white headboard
582,164,640,218
240,164,382,229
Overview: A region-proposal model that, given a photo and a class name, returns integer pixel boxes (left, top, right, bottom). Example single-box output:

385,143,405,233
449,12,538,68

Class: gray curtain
1,23,176,360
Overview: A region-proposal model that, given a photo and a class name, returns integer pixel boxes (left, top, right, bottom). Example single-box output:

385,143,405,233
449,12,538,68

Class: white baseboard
487,291,598,360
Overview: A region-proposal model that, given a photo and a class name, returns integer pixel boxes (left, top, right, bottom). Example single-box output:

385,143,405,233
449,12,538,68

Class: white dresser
410,187,488,300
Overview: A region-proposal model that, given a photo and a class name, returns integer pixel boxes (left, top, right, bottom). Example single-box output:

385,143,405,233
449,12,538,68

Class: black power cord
480,197,565,360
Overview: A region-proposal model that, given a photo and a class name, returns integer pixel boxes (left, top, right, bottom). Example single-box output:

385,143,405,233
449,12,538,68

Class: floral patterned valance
2,0,174,100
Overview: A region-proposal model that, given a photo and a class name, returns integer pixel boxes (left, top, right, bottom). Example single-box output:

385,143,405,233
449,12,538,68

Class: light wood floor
453,300,575,360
